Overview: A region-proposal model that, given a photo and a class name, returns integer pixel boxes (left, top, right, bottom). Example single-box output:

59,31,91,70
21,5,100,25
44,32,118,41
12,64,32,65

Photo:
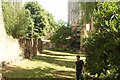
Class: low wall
19,38,43,59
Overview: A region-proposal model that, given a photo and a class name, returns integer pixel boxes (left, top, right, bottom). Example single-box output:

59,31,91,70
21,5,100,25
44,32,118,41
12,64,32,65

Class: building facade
68,0,93,51
68,1,80,25
68,1,81,50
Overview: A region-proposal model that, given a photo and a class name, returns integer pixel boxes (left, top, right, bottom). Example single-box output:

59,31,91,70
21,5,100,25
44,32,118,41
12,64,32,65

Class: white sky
23,0,68,22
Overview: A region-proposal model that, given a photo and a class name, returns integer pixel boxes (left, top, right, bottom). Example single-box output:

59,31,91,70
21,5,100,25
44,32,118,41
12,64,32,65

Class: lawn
2,49,86,79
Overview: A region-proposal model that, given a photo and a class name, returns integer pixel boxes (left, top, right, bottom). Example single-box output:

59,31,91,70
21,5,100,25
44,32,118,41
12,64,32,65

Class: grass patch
2,50,86,79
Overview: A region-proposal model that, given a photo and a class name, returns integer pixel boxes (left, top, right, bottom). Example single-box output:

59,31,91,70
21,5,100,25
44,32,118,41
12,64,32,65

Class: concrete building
68,1,81,25
68,0,93,51
68,1,81,50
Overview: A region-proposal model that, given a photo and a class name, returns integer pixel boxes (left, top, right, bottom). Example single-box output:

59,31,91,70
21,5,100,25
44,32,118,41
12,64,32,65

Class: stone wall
19,38,43,59
0,0,22,62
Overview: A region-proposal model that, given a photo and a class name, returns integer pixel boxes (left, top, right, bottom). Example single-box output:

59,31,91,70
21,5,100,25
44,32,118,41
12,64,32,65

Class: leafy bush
83,2,120,79
49,20,74,49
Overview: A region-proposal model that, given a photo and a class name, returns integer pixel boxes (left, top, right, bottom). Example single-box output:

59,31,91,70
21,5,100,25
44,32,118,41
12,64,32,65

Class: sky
23,0,68,22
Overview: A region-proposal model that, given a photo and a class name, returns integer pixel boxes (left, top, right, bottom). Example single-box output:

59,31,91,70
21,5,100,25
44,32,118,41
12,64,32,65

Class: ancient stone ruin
0,0,22,63
19,38,43,59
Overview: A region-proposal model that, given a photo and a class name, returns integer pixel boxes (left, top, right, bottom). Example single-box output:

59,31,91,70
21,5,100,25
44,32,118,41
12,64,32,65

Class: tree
79,2,97,30
42,12,57,35
80,2,97,23
49,20,73,49
24,2,56,38
25,10,34,38
24,2,57,57
83,2,120,79
2,2,30,38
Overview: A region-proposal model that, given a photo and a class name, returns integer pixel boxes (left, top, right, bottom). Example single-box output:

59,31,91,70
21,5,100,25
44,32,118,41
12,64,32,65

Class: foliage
80,2,97,23
49,20,73,49
79,2,97,30
83,2,120,79
25,10,34,38
2,2,30,38
2,1,56,39
24,2,57,38
42,12,57,35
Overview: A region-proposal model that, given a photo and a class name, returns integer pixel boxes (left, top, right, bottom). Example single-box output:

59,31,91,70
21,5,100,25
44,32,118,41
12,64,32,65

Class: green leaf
112,27,118,32
105,21,109,26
